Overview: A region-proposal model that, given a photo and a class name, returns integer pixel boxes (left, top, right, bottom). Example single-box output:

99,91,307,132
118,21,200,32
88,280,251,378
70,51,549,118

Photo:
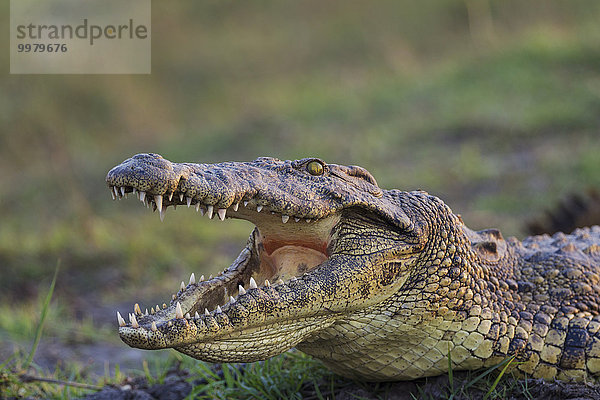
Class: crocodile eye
306,161,324,176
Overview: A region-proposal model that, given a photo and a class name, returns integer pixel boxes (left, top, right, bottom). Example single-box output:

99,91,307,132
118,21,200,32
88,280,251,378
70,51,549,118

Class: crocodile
527,189,600,236
106,153,600,382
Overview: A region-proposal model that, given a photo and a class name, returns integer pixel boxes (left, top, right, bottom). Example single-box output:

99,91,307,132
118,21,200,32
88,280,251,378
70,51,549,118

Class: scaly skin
106,153,600,382
527,189,600,236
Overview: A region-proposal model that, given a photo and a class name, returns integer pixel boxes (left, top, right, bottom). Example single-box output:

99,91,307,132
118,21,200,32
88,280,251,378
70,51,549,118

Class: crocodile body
106,153,600,382
527,189,600,236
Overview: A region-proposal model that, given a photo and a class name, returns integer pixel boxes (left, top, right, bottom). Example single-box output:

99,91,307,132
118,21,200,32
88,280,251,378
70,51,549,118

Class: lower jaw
173,313,339,362
129,225,331,329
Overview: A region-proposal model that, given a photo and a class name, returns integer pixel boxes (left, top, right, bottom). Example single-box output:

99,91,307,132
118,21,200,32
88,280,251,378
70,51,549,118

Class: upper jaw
105,153,342,223
107,172,336,224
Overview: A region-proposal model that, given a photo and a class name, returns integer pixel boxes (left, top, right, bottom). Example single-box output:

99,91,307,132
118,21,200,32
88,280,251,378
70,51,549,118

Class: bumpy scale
106,153,600,382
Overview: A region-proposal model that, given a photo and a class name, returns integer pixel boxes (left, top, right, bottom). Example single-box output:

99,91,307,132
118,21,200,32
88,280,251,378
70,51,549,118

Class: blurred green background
1,0,600,378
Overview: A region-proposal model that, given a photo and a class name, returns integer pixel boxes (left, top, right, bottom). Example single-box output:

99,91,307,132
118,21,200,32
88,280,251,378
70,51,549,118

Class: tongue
260,245,327,282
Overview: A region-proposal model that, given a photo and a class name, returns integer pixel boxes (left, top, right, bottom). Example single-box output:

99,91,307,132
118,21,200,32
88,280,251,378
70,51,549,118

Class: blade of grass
222,364,235,388
330,373,335,400
114,364,123,383
447,344,454,399
313,380,325,400
23,260,60,371
0,352,18,369
193,361,221,381
18,374,101,391
483,355,516,400
463,355,516,391
142,360,153,384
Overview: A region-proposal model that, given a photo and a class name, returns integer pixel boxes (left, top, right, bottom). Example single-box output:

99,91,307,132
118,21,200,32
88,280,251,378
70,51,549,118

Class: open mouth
109,183,340,345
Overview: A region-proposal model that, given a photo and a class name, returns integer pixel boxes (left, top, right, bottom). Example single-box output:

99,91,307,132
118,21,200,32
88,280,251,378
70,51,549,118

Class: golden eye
306,161,324,176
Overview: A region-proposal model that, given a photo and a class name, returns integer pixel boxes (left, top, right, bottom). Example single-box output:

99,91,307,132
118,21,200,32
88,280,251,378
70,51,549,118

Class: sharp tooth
199,206,205,216
180,281,186,291
238,285,246,295
295,217,300,222
194,311,200,318
159,206,166,222
156,305,161,312
140,191,146,203
305,219,311,223
256,205,263,212
172,294,176,301
120,187,126,197
233,202,239,211
195,203,200,212
217,208,226,221
151,307,155,314
179,193,184,202
216,305,222,313
130,313,139,328
229,296,236,303
265,279,271,287
168,321,172,327
134,303,142,315
187,197,192,207
113,186,120,198
282,215,289,223
249,277,257,289
154,195,163,212
277,279,284,285
200,275,205,281
132,188,137,195
163,303,167,309
168,192,174,201
207,205,214,219
209,274,213,279
145,309,149,316
291,276,297,281
204,308,210,316
151,321,157,332
117,311,126,327
189,273,196,285
111,190,116,200
175,302,184,319
243,201,249,207
185,313,191,319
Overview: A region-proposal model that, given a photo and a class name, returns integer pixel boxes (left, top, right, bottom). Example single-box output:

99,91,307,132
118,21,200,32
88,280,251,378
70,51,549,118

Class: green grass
185,351,333,399
2,341,530,399
0,263,102,398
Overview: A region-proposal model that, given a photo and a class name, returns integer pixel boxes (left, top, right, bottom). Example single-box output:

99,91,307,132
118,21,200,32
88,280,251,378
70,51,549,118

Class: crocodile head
106,153,431,365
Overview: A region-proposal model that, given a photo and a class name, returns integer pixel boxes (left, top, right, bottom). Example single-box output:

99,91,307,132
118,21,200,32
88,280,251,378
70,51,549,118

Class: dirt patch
82,364,192,400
